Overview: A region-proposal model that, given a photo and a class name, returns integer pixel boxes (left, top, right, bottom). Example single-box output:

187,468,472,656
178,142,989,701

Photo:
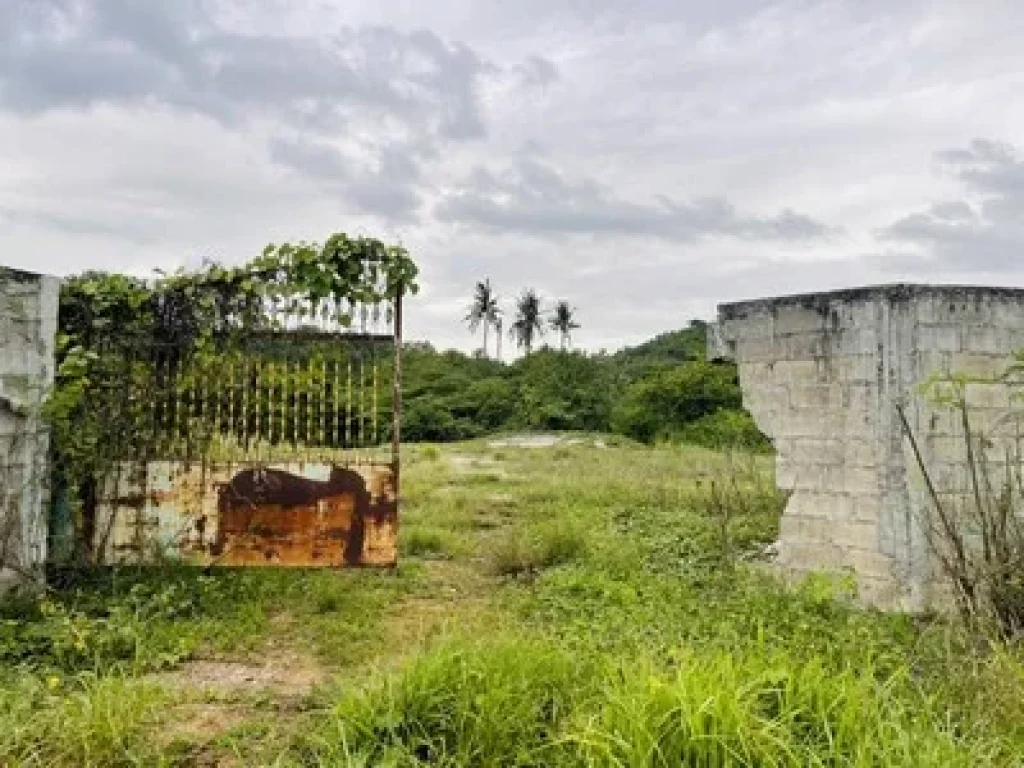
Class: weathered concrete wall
710,284,1024,611
0,268,59,590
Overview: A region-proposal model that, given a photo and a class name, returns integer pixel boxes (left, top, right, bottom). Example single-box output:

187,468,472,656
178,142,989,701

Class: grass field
2,438,1023,766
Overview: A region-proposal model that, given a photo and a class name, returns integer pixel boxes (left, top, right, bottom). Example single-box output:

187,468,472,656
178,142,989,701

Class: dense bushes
401,322,769,450
610,362,743,443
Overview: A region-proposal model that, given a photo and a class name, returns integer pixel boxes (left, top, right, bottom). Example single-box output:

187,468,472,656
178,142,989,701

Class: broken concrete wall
0,268,59,591
711,285,1024,611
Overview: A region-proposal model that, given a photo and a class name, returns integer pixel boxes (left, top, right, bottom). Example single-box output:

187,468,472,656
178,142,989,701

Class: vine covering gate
48,235,415,568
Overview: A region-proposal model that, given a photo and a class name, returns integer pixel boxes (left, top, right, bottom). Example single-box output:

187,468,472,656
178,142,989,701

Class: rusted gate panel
55,261,406,569
94,460,397,566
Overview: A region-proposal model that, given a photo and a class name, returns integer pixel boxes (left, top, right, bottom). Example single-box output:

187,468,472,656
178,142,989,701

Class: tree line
401,313,768,451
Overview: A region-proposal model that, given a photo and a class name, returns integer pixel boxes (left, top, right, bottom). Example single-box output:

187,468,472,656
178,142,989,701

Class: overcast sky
3,1,1024,353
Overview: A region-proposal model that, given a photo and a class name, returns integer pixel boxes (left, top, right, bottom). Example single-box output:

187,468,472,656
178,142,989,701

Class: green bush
509,349,614,432
403,399,480,443
611,361,742,444
674,408,771,452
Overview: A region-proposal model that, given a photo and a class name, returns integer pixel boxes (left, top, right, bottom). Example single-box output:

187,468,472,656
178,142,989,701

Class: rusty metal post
391,289,403,501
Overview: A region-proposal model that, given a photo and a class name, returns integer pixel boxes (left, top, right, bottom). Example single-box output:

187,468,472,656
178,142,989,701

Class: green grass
2,439,1023,765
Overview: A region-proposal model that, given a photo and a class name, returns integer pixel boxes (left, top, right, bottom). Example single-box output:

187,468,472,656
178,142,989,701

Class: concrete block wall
710,285,1024,611
0,268,58,591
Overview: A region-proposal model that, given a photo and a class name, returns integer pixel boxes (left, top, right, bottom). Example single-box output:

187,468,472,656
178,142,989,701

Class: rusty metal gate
51,253,406,568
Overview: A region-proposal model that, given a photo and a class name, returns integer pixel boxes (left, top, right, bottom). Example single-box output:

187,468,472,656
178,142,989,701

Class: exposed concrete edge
717,283,1024,319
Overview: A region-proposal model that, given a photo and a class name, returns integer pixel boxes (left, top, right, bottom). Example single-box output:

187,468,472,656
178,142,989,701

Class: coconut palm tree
464,279,501,357
510,289,544,355
550,300,580,350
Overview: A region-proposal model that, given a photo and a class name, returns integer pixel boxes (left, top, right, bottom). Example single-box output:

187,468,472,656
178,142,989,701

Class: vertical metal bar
279,356,287,448
267,358,275,447
372,345,379,448
331,356,339,450
210,352,220,448
306,356,315,455
177,360,187,457
319,354,328,458
291,357,300,452
358,351,366,453
149,348,160,460
226,355,235,454
346,357,353,449
193,356,204,460
253,357,263,460
392,291,403,497
240,356,249,456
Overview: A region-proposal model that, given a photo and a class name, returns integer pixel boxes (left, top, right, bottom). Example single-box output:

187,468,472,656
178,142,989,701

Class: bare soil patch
148,652,326,697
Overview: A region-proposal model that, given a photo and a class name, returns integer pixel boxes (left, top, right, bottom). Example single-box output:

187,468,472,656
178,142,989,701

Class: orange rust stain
213,466,396,567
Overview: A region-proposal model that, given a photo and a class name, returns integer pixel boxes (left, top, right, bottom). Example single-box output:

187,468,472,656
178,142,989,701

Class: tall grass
284,634,1005,767
0,673,167,766
291,636,586,766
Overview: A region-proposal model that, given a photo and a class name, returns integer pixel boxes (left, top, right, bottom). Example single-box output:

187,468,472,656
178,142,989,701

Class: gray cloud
0,0,495,219
518,56,559,89
435,157,835,242
0,1,488,137
878,139,1024,272
268,135,424,220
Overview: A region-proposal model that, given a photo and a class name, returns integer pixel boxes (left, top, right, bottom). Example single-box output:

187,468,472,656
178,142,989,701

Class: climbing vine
45,233,417,563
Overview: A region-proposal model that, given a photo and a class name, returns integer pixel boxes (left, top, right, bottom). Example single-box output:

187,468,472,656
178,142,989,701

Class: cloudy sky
3,1,1024,353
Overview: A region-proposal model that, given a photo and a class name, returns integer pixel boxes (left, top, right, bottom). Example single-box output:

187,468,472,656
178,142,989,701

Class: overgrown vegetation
900,371,1024,638
44,234,417,567
400,323,769,450
2,441,1022,765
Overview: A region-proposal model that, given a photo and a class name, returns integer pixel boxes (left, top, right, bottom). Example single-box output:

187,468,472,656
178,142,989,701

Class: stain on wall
94,460,397,567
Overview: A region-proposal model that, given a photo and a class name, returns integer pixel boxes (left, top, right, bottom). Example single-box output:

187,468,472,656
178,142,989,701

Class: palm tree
465,279,501,357
510,289,544,355
550,300,580,350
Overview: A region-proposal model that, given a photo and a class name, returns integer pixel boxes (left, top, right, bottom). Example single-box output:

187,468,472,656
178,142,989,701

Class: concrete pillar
0,267,58,591
710,285,1024,611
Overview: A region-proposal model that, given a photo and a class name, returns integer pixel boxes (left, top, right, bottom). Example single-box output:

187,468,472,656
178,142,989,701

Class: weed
401,526,458,558
489,533,537,579
0,672,168,766
534,522,588,568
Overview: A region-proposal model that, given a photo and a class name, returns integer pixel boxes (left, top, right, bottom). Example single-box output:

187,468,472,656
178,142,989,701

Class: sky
3,0,1024,354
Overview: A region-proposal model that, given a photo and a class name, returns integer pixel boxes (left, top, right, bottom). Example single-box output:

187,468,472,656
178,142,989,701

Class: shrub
611,362,743,444
674,408,770,452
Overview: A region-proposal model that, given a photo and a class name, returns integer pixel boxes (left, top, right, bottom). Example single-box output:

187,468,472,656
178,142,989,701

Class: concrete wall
0,268,58,591
710,285,1024,611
